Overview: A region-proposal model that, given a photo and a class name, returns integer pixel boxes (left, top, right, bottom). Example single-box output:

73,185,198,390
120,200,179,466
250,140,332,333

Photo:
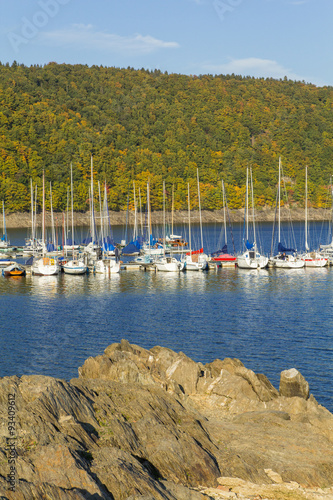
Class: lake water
1,220,332,413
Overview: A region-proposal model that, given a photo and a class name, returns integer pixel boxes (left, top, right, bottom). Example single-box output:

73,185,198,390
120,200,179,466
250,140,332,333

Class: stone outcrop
1,340,333,499
279,367,310,399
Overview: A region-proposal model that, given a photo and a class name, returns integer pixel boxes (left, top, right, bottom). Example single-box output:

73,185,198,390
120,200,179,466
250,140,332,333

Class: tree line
1,61,333,214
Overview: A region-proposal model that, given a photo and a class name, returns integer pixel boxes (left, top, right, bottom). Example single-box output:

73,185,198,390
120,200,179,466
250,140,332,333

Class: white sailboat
237,168,268,269
210,180,237,266
141,180,163,256
32,172,60,276
301,166,327,267
84,156,102,262
23,181,43,256
94,185,120,274
269,158,304,269
184,182,208,271
63,163,87,275
155,181,183,272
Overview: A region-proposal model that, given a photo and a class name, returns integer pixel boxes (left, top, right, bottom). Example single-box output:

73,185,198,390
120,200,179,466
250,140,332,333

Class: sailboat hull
237,252,268,269
94,259,120,274
63,260,87,275
184,254,209,271
301,253,327,267
270,255,304,269
155,257,183,272
32,257,60,276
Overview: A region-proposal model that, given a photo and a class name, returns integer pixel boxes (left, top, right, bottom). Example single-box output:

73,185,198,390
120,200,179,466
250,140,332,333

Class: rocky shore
3,207,332,228
0,340,333,499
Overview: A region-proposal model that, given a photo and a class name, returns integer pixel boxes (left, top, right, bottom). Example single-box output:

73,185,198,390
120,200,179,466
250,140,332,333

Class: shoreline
2,207,331,228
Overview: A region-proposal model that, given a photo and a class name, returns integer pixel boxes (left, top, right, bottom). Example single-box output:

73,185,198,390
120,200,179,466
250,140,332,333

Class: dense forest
1,61,333,214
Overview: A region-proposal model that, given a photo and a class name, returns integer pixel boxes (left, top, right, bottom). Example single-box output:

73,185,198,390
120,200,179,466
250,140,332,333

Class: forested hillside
1,61,333,213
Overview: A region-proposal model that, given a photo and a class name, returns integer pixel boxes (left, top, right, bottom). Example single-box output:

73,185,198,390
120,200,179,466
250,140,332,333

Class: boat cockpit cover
122,239,142,254
278,242,295,253
211,244,228,257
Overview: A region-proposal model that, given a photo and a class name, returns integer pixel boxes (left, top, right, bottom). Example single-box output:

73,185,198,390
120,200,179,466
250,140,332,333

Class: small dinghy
2,263,26,277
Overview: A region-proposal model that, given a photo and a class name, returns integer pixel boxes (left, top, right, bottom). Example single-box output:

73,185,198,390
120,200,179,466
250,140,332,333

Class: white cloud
39,24,179,54
202,57,312,82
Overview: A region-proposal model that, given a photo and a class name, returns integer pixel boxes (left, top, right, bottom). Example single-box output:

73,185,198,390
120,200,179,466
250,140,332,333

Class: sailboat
237,168,268,269
32,172,60,276
269,158,304,269
63,164,87,275
210,180,237,266
94,180,120,274
141,180,163,257
183,182,208,271
84,156,102,262
301,166,327,267
23,181,43,256
155,181,183,272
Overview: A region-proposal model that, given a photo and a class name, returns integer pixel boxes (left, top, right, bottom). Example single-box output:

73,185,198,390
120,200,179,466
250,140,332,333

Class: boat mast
34,185,37,245
250,168,256,250
2,200,6,243
139,187,143,237
71,162,74,254
50,182,55,247
42,170,45,255
278,157,281,244
222,180,227,245
245,167,249,241
171,184,174,237
147,181,150,252
91,156,95,245
305,165,309,251
197,168,203,250
163,180,166,254
188,183,192,254
30,179,34,243
66,186,69,246
133,181,137,241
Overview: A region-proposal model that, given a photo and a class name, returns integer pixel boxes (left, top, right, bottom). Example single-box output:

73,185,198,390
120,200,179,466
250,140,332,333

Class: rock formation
0,340,332,499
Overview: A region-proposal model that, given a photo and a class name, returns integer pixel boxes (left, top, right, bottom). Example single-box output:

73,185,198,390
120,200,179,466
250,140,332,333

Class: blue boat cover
246,240,254,250
278,242,295,253
211,244,228,257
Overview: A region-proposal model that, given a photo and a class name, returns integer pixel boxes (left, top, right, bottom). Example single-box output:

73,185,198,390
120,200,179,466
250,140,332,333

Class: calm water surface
1,222,332,413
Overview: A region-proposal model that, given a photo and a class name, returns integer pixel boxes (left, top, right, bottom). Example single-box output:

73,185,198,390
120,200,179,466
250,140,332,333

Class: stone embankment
2,207,331,228
0,340,333,499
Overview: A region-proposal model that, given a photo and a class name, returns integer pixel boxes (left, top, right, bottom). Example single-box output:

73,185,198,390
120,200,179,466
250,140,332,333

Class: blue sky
1,0,332,86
